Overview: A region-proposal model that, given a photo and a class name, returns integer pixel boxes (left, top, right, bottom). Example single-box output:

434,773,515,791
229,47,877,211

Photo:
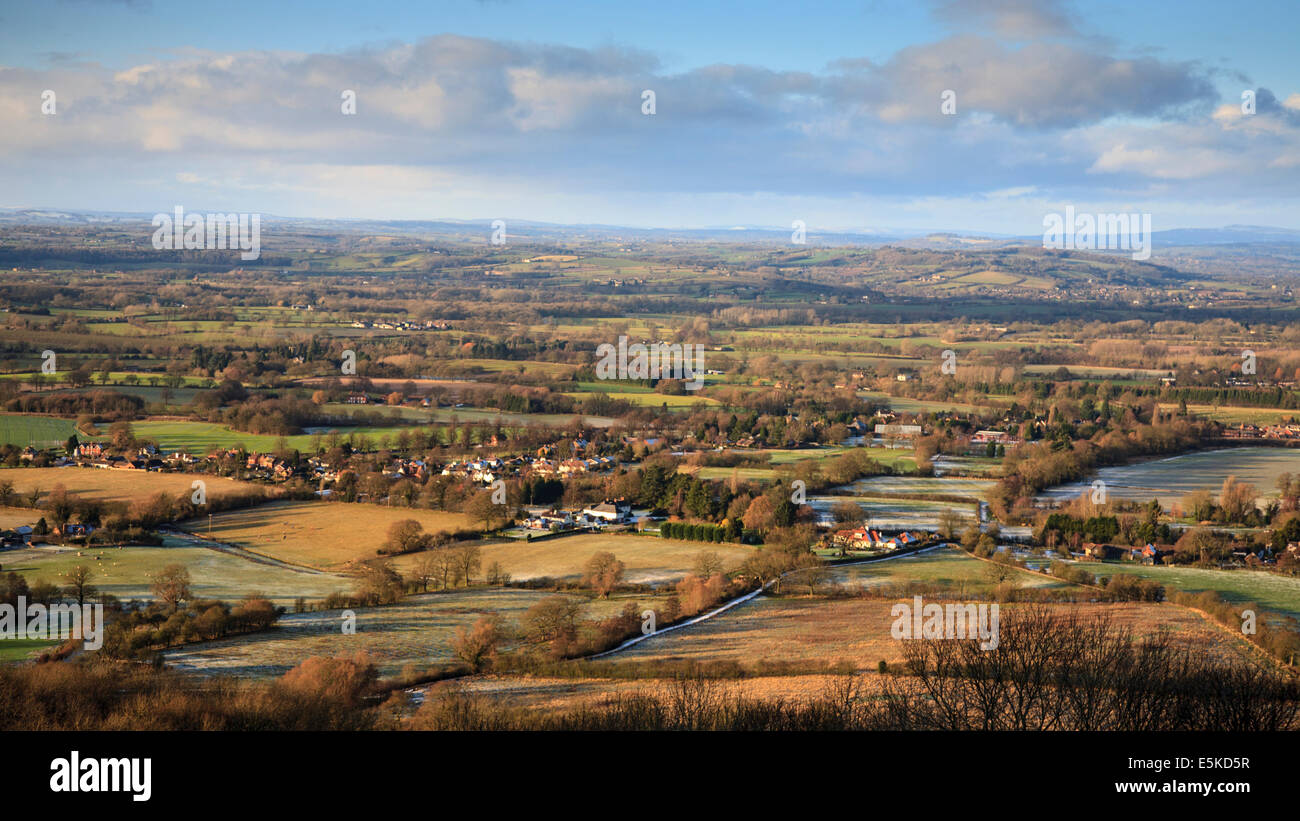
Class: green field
0,415,79,447
129,420,411,453
563,390,720,408
811,496,979,531
691,445,918,483
1082,562,1300,620
826,546,1067,593
0,638,61,661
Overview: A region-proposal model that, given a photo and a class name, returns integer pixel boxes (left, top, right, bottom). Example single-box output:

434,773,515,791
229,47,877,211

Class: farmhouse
831,528,920,551
832,527,874,550
582,499,632,524
1081,543,1122,561
1129,542,1175,565
76,442,104,459
971,430,1019,445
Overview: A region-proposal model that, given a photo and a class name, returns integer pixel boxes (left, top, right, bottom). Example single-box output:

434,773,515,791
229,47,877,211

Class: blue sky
1,0,1298,231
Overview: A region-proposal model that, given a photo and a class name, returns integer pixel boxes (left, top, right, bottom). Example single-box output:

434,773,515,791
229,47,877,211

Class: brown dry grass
432,673,859,712
178,500,474,569
0,466,261,506
415,599,1268,716
392,532,750,585
607,597,1260,670
0,504,37,529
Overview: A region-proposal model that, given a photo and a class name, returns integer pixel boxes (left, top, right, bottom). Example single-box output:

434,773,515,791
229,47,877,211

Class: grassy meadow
0,466,268,506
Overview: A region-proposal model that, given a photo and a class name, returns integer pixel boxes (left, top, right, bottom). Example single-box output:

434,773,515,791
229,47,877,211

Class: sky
1,0,1298,233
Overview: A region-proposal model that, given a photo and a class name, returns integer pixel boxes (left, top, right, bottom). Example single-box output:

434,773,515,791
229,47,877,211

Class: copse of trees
98,593,280,659
4,390,144,419
1100,573,1165,602
1041,511,1120,545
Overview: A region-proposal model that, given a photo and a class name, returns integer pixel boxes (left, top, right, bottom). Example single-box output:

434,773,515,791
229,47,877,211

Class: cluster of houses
1081,540,1295,567
18,428,625,494
970,430,1020,446
343,392,434,405
247,452,296,481
0,525,34,547
348,319,450,331
1220,423,1300,441
524,499,633,533
51,443,168,472
1,521,97,549
441,457,507,484
829,526,923,551
439,453,619,484
1080,542,1175,564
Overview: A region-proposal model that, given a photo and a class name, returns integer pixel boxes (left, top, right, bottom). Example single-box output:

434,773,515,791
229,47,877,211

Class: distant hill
2,208,1296,250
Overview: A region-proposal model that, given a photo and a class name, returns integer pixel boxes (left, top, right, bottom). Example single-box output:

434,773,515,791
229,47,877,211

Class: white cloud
0,31,1294,226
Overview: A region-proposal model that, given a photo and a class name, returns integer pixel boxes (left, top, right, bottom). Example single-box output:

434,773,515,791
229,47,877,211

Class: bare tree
150,564,191,612
430,547,458,590
453,544,482,587
692,550,724,578
64,564,97,606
